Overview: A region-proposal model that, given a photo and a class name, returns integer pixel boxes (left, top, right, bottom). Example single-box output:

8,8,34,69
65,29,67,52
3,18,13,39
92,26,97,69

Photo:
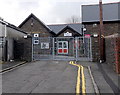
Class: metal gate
32,37,92,61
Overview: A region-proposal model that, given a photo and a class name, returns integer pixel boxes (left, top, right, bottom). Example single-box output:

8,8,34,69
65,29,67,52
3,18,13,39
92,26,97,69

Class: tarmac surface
2,60,95,94
2,60,120,94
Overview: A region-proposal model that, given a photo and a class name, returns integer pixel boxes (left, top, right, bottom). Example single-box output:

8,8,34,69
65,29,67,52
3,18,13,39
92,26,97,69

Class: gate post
52,38,55,60
32,37,33,61
90,37,92,61
75,37,78,61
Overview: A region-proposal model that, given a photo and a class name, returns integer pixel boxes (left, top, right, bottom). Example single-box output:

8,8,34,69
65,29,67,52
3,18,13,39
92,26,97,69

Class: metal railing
32,37,92,61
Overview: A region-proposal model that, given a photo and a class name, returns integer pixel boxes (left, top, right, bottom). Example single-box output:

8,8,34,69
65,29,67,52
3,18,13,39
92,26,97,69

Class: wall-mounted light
93,33,98,37
83,28,87,32
24,35,27,39
93,23,97,27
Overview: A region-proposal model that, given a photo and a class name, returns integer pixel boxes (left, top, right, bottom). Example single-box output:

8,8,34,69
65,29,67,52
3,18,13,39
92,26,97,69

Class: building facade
82,2,120,73
0,19,29,61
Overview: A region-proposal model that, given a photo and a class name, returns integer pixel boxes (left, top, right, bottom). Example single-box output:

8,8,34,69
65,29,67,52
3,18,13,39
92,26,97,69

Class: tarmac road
2,61,78,93
2,60,95,94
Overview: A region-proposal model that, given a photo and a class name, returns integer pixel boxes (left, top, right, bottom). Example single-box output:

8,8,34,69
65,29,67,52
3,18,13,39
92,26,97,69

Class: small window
34,40,39,44
34,34,39,37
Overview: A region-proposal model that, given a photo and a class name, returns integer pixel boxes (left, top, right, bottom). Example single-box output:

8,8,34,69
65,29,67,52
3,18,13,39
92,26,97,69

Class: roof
48,23,82,35
82,2,120,23
0,19,27,35
18,13,52,32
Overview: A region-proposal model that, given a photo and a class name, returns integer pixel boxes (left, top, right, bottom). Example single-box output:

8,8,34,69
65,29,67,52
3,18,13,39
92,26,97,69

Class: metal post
90,37,92,61
75,37,78,61
32,37,34,61
52,38,55,60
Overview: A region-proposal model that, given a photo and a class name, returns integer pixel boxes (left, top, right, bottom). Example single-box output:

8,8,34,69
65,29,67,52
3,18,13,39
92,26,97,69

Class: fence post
52,38,55,60
75,37,78,61
90,37,92,61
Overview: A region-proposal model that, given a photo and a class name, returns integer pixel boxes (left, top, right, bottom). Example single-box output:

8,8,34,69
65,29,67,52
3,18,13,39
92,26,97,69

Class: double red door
58,41,68,54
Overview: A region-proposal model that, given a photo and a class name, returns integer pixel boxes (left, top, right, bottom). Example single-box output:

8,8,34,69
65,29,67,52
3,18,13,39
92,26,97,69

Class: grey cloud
19,1,39,10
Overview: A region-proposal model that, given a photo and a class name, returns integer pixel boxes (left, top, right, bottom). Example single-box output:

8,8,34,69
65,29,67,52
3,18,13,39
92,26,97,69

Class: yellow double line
69,61,86,95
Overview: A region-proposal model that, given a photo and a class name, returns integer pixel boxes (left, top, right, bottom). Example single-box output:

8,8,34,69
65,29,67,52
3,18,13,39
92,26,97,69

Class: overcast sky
0,0,119,26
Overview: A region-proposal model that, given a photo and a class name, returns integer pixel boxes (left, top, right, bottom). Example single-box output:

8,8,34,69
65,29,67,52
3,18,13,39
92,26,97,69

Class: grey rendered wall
0,23,5,37
7,38,14,61
0,48,2,61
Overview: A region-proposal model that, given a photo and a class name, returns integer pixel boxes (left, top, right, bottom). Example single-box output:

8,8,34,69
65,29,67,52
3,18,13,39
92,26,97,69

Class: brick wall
105,34,120,74
115,37,120,74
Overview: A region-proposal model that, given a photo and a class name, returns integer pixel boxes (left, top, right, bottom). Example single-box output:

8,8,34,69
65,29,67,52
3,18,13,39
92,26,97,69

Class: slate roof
82,2,120,23
48,23,82,35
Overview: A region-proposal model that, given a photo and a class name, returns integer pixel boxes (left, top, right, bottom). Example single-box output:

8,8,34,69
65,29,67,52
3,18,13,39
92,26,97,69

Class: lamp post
99,0,104,63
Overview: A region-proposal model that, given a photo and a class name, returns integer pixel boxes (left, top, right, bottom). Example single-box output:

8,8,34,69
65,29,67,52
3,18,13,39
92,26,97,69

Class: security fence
32,37,92,61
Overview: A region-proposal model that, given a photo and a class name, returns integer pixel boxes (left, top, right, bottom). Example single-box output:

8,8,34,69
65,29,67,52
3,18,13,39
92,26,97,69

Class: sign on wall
41,42,49,49
64,32,72,36
85,34,91,38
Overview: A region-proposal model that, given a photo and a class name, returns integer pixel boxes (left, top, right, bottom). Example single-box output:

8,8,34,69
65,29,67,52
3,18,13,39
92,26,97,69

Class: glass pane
63,42,67,48
58,42,62,48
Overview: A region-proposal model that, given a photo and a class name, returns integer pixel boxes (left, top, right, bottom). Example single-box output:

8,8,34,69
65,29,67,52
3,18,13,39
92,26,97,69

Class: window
58,42,62,48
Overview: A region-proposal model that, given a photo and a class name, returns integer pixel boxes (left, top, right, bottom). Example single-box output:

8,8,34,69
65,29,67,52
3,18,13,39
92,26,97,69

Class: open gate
32,37,92,61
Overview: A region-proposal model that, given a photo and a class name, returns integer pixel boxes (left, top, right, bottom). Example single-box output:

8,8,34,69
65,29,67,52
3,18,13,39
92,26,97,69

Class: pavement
1,61,25,70
77,61,120,94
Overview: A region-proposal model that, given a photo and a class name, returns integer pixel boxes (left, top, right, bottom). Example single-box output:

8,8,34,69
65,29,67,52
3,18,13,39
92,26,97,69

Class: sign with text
85,34,91,38
64,32,72,36
41,42,49,49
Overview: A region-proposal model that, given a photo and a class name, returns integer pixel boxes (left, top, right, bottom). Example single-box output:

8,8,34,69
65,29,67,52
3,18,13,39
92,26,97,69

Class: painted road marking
81,65,86,94
69,61,86,95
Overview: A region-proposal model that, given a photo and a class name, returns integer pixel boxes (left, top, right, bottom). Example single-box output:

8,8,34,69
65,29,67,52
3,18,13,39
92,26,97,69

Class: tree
65,15,80,23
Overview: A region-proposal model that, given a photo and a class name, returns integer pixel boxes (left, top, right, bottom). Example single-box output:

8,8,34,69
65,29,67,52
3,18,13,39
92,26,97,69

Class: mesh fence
32,37,92,61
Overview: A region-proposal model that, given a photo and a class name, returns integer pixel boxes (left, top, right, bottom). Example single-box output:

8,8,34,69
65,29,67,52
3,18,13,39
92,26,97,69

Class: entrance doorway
58,41,68,54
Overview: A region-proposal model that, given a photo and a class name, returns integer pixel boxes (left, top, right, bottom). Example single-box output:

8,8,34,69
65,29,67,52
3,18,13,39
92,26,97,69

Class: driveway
2,61,78,93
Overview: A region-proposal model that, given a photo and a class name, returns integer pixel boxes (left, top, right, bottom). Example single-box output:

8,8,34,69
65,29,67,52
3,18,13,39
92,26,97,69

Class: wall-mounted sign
85,34,91,38
34,40,39,44
41,42,49,49
34,34,39,37
64,32,72,37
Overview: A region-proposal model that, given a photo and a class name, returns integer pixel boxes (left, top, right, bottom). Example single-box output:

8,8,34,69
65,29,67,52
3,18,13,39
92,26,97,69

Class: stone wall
84,22,119,62
20,17,53,37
